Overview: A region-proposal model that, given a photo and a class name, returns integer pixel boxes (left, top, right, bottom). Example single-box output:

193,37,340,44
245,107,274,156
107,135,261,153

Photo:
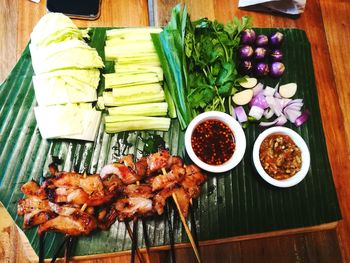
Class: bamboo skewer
64,172,88,263
135,180,152,263
165,204,176,263
141,219,152,263
161,168,202,263
125,222,145,263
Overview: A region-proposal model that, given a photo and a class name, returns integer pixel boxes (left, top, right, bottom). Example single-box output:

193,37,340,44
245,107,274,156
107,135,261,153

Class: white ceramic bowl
185,111,246,173
252,126,310,187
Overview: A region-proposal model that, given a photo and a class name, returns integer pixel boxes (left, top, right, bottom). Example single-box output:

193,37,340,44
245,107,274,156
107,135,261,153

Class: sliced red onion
249,105,264,120
284,104,303,112
259,115,287,127
286,98,303,106
264,108,274,119
252,82,264,96
284,107,302,123
294,110,310,126
265,96,283,116
231,106,236,119
250,93,269,109
279,98,292,109
235,106,248,123
263,86,275,97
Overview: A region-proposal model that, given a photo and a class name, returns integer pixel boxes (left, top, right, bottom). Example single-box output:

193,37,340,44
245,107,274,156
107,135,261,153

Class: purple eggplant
270,49,284,62
238,45,254,60
269,31,284,47
238,60,253,75
270,62,285,78
240,29,256,45
255,34,269,47
254,47,267,60
255,62,269,77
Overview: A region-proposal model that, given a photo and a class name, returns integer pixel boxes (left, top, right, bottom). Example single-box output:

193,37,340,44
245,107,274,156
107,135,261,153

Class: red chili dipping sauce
259,134,302,180
191,119,235,165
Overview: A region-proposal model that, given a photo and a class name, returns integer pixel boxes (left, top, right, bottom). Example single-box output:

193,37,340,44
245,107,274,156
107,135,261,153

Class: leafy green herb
151,4,252,128
139,133,166,155
185,15,252,116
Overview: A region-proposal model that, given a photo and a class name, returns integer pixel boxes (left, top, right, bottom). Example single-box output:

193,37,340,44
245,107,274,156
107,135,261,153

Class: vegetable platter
0,24,341,259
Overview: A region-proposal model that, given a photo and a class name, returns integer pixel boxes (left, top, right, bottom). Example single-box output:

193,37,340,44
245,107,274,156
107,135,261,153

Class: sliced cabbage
30,13,89,48
33,74,98,106
34,105,101,141
34,69,100,87
30,39,104,74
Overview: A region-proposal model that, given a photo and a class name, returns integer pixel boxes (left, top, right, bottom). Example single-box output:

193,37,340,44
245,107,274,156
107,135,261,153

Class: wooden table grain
0,0,349,262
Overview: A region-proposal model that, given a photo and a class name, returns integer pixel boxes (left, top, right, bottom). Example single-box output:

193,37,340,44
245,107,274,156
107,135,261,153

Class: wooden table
1,0,349,262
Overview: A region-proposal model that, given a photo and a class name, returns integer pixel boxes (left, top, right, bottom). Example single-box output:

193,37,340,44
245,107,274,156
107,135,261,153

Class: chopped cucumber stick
108,102,168,116
105,117,171,133
104,72,160,89
103,90,165,106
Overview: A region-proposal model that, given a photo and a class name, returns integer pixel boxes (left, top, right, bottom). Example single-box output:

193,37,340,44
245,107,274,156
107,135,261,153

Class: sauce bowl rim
185,111,246,173
252,126,310,187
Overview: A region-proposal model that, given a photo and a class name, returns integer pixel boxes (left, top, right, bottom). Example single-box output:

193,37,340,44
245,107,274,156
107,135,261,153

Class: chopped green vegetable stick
105,118,171,133
163,82,177,118
115,55,161,65
103,91,165,106
114,65,163,81
105,42,156,56
108,102,168,117
111,83,162,97
105,115,162,122
108,71,163,82
105,47,158,61
151,31,191,129
106,27,162,39
106,36,156,46
104,72,160,89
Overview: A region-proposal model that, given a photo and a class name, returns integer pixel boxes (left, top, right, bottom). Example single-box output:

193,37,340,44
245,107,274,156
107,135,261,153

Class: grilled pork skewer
161,168,202,263
18,149,207,261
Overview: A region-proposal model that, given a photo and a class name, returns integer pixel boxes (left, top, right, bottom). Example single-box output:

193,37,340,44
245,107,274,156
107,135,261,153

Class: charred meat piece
20,180,47,199
17,197,51,216
151,166,186,192
147,149,170,174
102,174,122,193
172,187,190,218
115,197,153,221
23,209,57,229
118,154,135,168
135,157,148,178
48,162,59,176
46,173,105,196
167,156,184,169
48,202,80,216
153,187,190,217
43,172,115,207
153,188,174,215
38,210,97,236
100,163,141,184
123,184,153,199
97,206,118,230
181,165,207,199
49,186,114,207
146,149,184,175
18,197,56,229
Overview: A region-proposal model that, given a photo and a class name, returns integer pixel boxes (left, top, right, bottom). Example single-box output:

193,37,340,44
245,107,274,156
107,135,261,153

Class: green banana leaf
0,27,341,259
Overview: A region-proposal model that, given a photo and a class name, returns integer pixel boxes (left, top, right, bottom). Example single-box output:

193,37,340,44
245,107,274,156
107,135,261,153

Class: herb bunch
185,16,252,116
